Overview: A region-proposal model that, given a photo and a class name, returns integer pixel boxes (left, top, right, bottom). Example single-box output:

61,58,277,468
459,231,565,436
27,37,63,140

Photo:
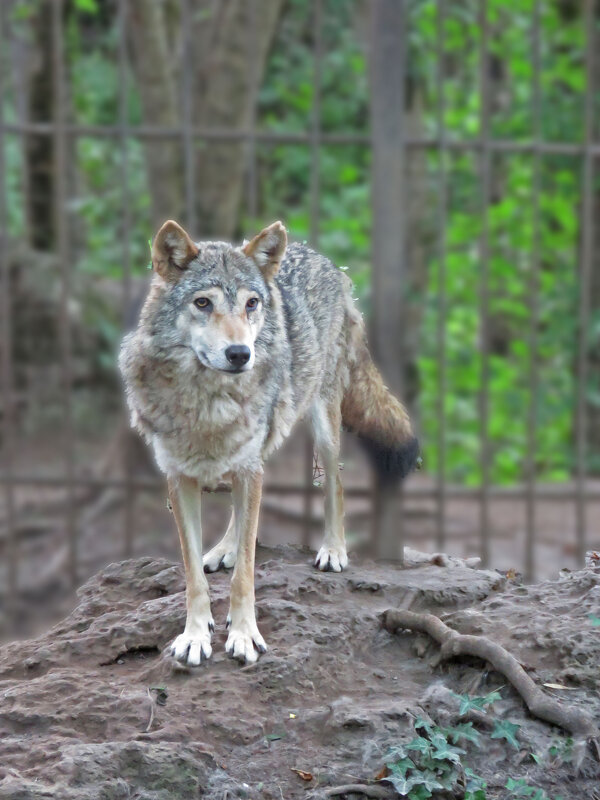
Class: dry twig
145,687,156,733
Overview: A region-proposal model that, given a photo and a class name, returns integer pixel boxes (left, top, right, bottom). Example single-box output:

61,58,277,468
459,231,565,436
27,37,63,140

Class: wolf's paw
203,543,237,573
225,614,267,665
314,544,348,573
169,617,214,666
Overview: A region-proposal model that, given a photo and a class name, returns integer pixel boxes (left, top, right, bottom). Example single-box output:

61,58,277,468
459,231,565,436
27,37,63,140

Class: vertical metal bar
118,0,135,558
246,0,259,224
435,0,447,552
303,0,323,549
52,0,77,585
369,0,407,563
575,0,595,566
0,2,18,607
525,0,542,581
478,0,491,568
181,0,196,233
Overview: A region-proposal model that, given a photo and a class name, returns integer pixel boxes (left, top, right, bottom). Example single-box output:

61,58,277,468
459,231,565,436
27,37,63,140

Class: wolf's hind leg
311,398,348,572
203,508,238,573
168,475,214,666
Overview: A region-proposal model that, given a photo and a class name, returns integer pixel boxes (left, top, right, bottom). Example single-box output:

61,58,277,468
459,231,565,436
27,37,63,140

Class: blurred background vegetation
2,0,598,491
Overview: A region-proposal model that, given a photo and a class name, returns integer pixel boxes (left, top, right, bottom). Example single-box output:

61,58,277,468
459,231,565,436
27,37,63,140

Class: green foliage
548,736,574,763
505,777,558,800
382,712,567,800
3,0,593,477
453,690,502,715
382,722,465,799
411,0,586,483
491,719,521,749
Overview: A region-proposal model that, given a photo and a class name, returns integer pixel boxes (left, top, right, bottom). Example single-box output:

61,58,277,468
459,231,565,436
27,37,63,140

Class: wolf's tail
341,305,420,485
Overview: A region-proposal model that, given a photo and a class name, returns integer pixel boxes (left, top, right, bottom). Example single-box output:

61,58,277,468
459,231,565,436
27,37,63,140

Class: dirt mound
0,547,598,799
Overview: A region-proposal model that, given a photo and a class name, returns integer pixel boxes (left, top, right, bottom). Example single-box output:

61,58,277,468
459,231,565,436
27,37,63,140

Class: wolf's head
148,220,287,373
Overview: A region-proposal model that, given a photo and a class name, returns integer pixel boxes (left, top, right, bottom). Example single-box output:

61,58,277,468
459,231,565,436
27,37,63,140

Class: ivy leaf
408,785,434,800
406,736,432,755
505,776,536,796
414,716,434,734
442,721,481,746
455,690,502,715
492,720,521,749
430,733,465,764
385,744,409,763
385,757,414,777
385,773,420,795
464,767,487,791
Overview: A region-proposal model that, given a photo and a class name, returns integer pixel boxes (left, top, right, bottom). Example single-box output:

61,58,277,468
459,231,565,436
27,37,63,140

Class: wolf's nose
225,345,251,368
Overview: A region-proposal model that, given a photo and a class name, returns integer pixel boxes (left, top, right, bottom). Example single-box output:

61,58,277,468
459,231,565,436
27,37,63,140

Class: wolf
119,220,419,666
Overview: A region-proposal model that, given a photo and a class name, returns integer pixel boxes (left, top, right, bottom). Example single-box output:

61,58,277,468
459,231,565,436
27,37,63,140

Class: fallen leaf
374,765,390,781
543,682,577,690
291,768,313,781
289,713,297,719
506,568,517,580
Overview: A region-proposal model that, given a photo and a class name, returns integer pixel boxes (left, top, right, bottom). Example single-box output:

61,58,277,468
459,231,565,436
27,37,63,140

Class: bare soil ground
1,546,599,799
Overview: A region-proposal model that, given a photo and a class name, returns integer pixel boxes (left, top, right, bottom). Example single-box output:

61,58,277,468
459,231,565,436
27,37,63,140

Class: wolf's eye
194,297,212,310
246,297,259,311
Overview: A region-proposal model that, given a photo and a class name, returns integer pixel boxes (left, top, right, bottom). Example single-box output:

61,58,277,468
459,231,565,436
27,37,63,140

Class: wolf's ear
152,220,198,281
243,221,287,279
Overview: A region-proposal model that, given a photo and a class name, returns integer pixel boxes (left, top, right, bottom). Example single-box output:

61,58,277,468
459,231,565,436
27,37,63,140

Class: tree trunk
368,0,409,561
128,0,184,227
192,0,283,239
24,1,55,250
128,0,283,237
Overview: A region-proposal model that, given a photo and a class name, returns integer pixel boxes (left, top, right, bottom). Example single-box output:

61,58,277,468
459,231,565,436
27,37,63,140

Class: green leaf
408,786,434,800
588,614,600,626
414,716,434,734
455,690,502,715
386,773,420,794
492,720,521,749
465,791,487,800
430,732,465,764
442,722,481,746
505,777,536,796
385,757,414,777
406,736,432,755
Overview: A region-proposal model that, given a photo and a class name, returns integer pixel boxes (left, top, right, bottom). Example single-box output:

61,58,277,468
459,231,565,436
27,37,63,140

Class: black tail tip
358,435,421,486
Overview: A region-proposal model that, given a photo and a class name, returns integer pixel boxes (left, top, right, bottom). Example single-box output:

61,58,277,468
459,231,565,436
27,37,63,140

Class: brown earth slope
0,547,599,799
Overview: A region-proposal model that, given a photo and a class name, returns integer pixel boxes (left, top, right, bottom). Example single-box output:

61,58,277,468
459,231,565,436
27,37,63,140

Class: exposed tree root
323,784,394,798
381,609,600,758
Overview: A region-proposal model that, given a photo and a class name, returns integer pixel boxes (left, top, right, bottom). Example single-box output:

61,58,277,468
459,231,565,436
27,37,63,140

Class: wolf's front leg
225,470,267,664
168,475,214,665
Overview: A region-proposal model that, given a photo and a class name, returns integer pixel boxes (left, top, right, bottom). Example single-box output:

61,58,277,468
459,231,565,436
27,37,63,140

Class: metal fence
0,0,598,615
